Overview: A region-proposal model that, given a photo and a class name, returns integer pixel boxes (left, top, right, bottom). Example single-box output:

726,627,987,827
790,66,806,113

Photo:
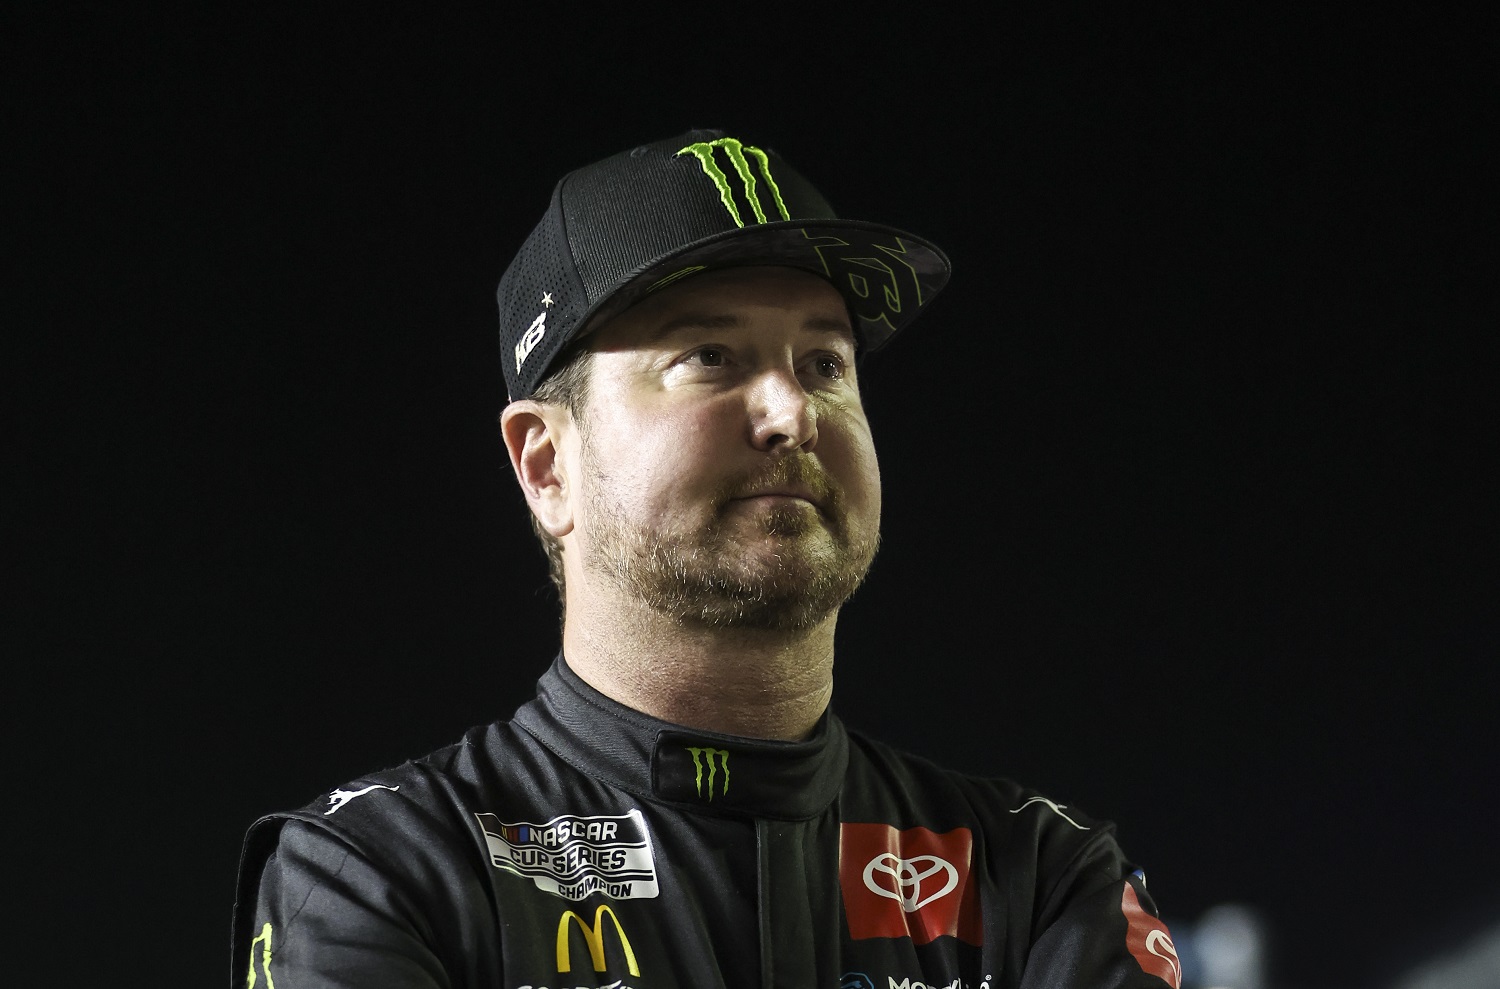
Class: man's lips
731,487,822,507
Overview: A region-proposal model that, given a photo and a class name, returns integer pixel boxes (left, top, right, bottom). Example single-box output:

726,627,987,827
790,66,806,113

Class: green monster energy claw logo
687,746,730,800
676,137,791,227
246,921,275,989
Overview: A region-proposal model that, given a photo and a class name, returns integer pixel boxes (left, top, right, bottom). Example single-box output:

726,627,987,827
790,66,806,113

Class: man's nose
748,368,818,453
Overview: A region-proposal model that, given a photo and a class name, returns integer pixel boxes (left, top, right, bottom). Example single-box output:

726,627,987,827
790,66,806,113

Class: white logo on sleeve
1009,795,1090,830
324,783,400,815
1146,929,1181,981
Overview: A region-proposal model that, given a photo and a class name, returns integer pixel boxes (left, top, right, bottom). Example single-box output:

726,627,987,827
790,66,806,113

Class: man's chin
655,540,875,632
583,498,878,631
662,581,846,633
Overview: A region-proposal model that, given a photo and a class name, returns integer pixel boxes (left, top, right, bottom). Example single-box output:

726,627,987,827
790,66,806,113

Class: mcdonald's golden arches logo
556,904,640,977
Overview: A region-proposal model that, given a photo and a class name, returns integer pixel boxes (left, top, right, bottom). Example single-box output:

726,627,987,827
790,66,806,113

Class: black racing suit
231,657,1180,988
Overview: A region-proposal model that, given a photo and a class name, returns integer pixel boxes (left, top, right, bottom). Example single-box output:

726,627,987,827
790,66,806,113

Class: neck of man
561,589,837,743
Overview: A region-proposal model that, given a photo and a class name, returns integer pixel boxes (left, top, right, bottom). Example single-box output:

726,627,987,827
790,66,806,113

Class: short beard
582,454,879,632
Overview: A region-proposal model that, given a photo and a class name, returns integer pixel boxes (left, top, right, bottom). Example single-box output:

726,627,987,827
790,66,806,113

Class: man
231,129,1181,989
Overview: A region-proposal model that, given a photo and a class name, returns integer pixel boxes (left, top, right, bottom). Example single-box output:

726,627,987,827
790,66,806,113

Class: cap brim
574,219,952,355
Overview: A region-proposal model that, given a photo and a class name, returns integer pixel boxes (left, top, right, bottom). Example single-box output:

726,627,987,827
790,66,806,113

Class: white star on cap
541,292,554,307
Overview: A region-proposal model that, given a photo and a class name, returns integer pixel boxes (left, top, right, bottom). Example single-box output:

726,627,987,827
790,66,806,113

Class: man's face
566,266,881,631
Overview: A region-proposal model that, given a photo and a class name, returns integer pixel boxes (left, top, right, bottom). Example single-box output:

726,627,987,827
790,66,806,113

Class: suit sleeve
1019,838,1182,989
236,820,450,989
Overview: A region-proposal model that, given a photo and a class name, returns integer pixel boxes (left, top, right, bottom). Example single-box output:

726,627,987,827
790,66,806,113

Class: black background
12,5,1495,987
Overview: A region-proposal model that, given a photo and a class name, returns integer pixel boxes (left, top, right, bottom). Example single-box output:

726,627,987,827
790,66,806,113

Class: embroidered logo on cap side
514,291,554,373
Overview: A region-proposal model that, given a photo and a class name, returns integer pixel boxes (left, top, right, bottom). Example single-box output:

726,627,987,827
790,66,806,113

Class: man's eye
813,354,845,379
688,347,727,367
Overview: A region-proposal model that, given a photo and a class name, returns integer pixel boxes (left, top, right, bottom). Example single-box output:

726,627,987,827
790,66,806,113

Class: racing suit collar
512,655,849,821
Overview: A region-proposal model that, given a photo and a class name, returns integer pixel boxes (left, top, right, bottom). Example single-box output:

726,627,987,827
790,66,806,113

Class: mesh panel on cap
562,153,730,301
496,183,590,399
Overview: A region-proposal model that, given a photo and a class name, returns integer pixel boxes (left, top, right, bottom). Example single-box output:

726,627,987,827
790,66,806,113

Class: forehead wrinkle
646,311,746,343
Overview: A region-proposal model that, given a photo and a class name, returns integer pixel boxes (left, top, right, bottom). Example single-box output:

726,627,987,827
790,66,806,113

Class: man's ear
499,400,575,538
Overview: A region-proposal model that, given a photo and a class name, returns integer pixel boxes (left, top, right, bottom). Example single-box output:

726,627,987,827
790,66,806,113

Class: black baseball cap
496,128,952,401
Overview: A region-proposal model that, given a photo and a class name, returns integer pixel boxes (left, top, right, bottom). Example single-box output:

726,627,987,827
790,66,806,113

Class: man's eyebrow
647,313,856,343
648,312,745,341
802,315,857,342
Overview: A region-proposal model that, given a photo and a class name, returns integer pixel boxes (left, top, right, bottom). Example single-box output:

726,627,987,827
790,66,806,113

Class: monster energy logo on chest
676,137,791,228
687,746,730,800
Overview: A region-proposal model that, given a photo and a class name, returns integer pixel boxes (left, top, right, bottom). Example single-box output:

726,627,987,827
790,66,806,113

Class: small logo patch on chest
474,808,660,901
839,823,982,946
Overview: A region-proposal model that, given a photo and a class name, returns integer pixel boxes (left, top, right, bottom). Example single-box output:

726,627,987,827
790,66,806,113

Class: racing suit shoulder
841,730,1179,987
842,726,1112,837
229,720,522,989
843,729,1123,890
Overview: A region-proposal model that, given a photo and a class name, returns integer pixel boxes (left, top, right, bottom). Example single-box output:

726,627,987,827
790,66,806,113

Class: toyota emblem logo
861,853,959,912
